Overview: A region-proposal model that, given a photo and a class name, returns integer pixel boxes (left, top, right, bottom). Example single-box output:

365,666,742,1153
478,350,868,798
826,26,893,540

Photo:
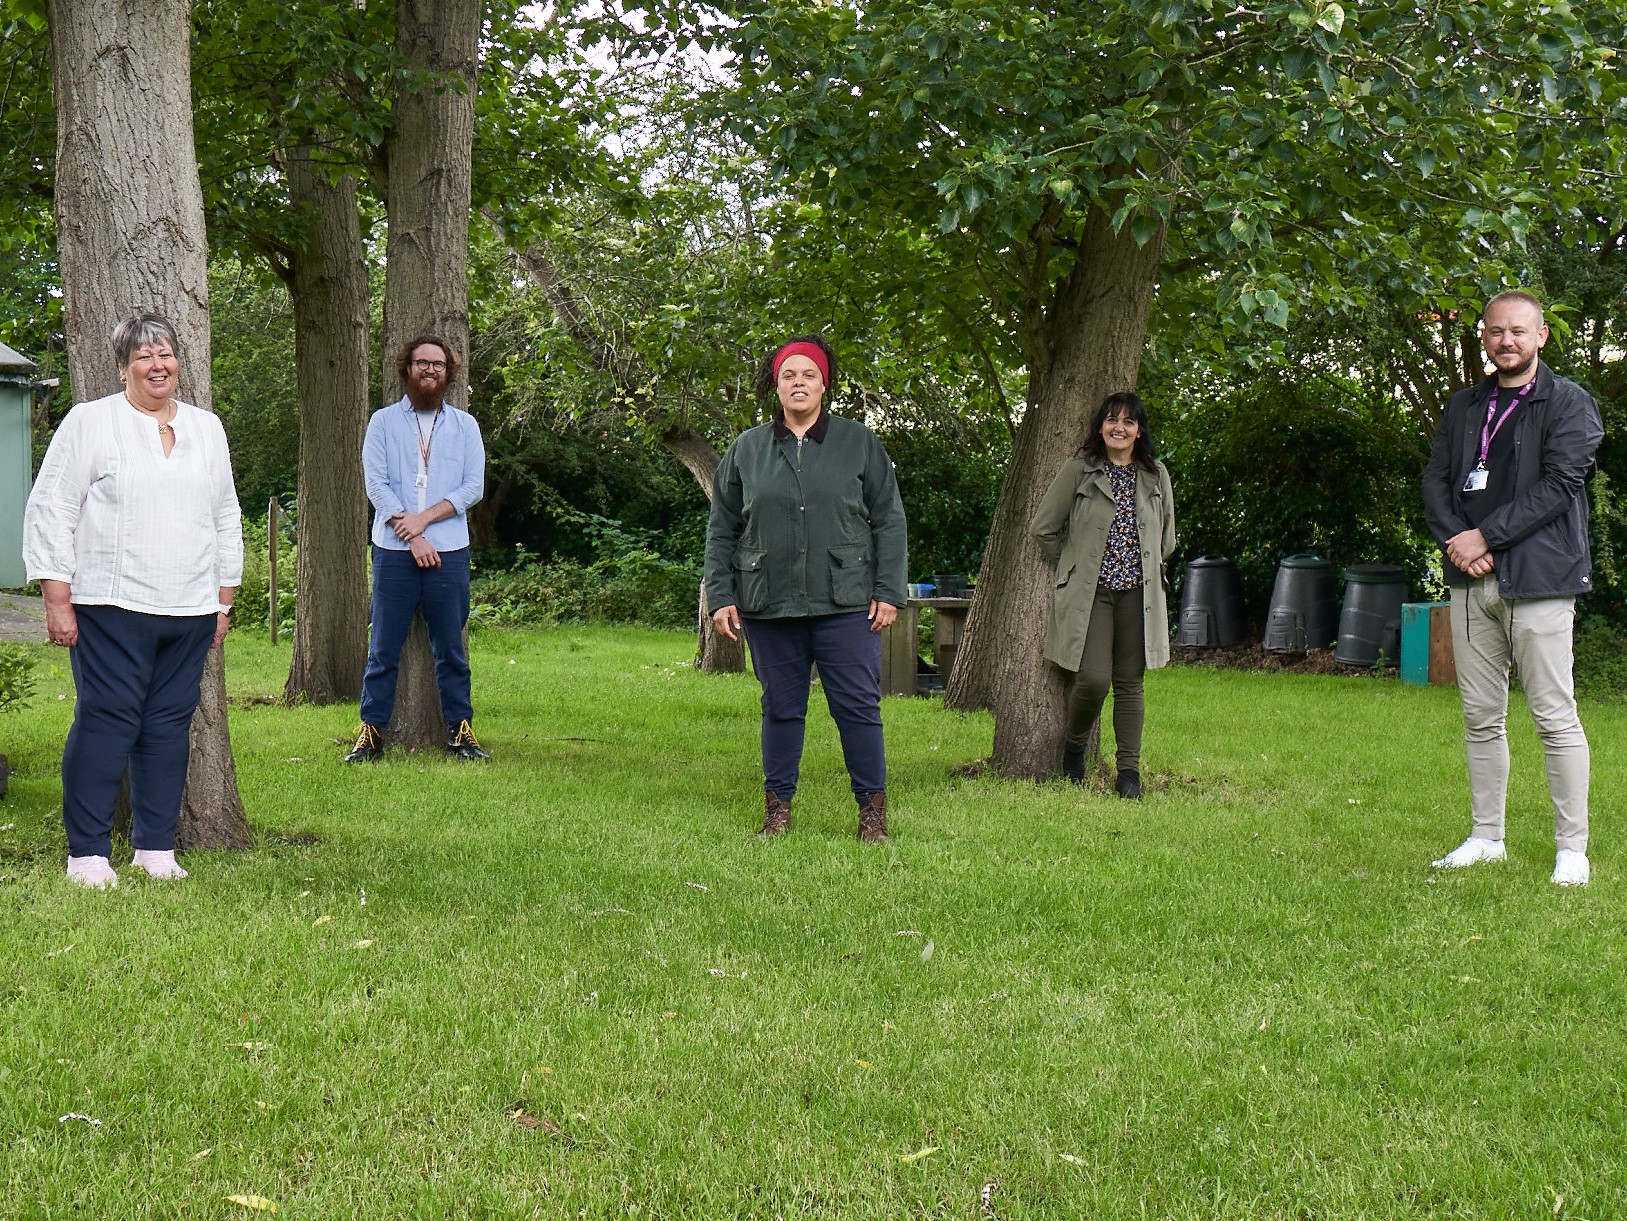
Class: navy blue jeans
360,545,473,729
63,605,215,857
741,611,886,801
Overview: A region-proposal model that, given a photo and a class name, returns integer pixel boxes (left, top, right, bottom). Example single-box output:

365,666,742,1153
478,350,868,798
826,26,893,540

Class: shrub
1575,616,1627,702
0,643,37,715
236,507,298,633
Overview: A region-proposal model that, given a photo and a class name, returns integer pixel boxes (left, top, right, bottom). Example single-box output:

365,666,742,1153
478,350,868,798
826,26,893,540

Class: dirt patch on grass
1171,643,1395,679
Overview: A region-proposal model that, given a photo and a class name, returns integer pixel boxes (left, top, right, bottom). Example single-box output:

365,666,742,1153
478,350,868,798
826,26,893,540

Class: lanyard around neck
1477,377,1534,466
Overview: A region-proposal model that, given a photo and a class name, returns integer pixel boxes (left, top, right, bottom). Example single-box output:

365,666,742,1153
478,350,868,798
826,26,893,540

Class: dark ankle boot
856,792,889,843
1115,769,1142,800
761,791,792,836
1062,742,1086,784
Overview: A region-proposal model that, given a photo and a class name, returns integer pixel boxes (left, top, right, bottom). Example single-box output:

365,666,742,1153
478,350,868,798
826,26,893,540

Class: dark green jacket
704,412,907,618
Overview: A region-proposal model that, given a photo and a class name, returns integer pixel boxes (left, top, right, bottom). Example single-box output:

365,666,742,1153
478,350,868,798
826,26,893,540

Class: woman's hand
712,604,742,641
868,600,897,632
42,579,77,647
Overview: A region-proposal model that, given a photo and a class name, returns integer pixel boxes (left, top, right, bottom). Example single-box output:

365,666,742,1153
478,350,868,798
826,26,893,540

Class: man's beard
407,376,444,409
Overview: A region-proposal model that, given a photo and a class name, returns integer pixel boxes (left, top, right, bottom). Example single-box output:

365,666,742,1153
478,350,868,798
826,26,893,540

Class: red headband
771,341,830,384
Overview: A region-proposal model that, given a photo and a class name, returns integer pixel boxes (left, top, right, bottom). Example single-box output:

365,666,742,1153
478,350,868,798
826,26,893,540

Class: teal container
1401,601,1450,685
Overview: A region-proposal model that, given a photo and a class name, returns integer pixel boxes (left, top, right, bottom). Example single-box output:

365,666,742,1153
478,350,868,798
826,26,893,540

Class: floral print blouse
1097,462,1142,590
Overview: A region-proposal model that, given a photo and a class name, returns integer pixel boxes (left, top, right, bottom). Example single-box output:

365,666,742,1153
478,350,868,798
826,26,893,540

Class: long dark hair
1081,391,1158,472
755,334,837,401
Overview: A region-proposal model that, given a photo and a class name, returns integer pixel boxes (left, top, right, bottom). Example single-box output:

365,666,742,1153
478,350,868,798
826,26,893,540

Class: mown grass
0,625,1624,1219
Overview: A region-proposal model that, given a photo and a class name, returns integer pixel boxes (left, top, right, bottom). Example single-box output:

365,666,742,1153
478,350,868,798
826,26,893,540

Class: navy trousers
741,611,886,801
63,605,215,857
359,545,473,729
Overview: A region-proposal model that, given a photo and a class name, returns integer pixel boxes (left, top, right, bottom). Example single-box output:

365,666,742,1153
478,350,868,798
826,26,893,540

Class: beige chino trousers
1450,577,1589,853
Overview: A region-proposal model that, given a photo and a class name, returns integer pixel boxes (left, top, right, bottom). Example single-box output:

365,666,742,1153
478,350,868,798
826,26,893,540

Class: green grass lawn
1,625,1624,1219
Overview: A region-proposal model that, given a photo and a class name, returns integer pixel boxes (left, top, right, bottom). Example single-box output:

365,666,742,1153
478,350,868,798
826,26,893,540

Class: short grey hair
112,313,180,370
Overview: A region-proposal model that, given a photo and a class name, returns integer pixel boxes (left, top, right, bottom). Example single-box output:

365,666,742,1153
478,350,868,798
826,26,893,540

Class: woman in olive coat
1030,391,1176,798
703,336,908,841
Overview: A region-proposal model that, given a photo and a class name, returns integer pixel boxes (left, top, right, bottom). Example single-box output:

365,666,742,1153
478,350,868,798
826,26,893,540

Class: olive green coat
1029,454,1177,672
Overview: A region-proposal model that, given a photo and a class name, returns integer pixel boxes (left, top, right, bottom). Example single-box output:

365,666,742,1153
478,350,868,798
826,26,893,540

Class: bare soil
1171,642,1395,679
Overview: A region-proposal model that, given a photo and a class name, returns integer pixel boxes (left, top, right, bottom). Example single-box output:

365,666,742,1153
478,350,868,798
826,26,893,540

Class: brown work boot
856,792,889,843
760,791,792,836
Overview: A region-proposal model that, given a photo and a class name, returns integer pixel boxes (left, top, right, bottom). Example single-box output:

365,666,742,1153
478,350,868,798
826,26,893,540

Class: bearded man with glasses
345,335,491,763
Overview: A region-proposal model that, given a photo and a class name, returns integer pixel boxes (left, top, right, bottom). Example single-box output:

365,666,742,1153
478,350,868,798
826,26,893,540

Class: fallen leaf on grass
1059,1153,1084,1165
852,1058,872,1069
1461,934,1482,946
226,1194,278,1213
193,1148,213,1160
685,882,710,892
231,1042,271,1053
57,1113,102,1127
894,930,922,938
899,1146,941,1165
297,890,310,899
506,1106,566,1138
707,968,747,979
311,914,333,927
0,823,14,832
353,939,374,949
47,944,74,958
920,940,935,962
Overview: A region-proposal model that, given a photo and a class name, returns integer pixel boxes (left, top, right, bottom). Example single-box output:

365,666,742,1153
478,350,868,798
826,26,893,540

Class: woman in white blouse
23,314,243,889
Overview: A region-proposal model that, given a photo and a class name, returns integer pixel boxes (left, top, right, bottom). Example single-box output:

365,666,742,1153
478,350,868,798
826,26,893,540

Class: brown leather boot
760,791,792,836
856,792,889,843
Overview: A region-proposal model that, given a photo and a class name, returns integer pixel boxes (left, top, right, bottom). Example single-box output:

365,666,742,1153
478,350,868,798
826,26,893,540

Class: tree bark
48,0,249,847
946,208,1166,779
379,0,480,749
283,151,372,706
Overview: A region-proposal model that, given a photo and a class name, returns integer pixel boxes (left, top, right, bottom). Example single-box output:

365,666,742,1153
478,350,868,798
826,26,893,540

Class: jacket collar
1471,359,1552,407
773,408,831,442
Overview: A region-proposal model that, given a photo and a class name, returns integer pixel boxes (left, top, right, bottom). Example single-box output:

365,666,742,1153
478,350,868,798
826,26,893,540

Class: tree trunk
379,0,480,749
946,208,1166,779
283,152,372,705
48,0,249,847
659,425,744,674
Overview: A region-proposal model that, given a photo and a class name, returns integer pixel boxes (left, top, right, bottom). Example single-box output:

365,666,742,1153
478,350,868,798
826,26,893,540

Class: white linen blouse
23,391,244,616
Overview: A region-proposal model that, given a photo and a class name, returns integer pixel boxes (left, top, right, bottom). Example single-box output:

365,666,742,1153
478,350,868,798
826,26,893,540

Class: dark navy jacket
1423,361,1603,599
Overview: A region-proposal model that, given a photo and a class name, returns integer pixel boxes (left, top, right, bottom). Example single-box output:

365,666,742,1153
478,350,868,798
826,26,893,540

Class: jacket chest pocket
734,548,768,612
829,543,871,606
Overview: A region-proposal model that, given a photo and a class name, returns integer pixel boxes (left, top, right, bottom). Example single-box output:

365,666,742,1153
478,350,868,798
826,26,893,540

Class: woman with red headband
703,335,908,841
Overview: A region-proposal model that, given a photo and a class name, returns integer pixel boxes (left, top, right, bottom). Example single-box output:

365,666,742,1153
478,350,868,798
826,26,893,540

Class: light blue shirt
363,396,485,552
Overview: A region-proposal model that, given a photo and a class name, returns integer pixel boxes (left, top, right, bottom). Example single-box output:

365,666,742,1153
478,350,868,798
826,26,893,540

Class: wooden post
268,497,279,644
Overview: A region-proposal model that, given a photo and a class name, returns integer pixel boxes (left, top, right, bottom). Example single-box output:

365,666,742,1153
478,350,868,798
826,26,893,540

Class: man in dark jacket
1422,290,1603,886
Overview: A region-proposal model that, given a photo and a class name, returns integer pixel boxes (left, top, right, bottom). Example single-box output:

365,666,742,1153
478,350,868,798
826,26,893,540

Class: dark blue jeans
63,605,215,857
742,611,886,801
360,545,473,729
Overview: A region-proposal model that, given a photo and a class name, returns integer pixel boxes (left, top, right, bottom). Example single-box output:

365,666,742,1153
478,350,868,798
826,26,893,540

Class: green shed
0,343,37,589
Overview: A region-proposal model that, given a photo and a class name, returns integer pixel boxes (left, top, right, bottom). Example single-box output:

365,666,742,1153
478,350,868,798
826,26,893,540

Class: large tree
46,0,249,848
377,0,483,749
682,0,1627,776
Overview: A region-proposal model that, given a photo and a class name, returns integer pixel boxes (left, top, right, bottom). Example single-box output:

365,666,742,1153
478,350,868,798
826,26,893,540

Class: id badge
414,472,428,490
1461,466,1489,494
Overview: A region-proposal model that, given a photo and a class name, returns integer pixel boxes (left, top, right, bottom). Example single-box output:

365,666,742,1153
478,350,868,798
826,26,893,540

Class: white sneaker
131,849,188,880
1552,849,1590,887
1431,837,1507,869
66,855,119,889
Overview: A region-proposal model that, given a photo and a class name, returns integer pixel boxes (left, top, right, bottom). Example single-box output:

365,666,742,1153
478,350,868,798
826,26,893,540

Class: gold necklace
124,391,175,435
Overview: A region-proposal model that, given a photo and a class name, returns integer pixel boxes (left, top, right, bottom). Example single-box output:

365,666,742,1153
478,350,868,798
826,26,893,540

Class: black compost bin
1177,555,1247,647
1263,553,1338,653
1335,563,1409,666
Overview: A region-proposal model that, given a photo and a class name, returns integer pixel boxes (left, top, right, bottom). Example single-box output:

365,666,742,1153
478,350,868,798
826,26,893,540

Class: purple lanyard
1477,377,1534,466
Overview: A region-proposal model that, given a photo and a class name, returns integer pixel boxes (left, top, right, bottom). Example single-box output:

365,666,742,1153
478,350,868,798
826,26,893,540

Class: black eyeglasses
412,359,447,372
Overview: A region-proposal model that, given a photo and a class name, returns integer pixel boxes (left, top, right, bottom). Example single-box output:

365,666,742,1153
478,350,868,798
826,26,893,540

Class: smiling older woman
23,313,243,889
